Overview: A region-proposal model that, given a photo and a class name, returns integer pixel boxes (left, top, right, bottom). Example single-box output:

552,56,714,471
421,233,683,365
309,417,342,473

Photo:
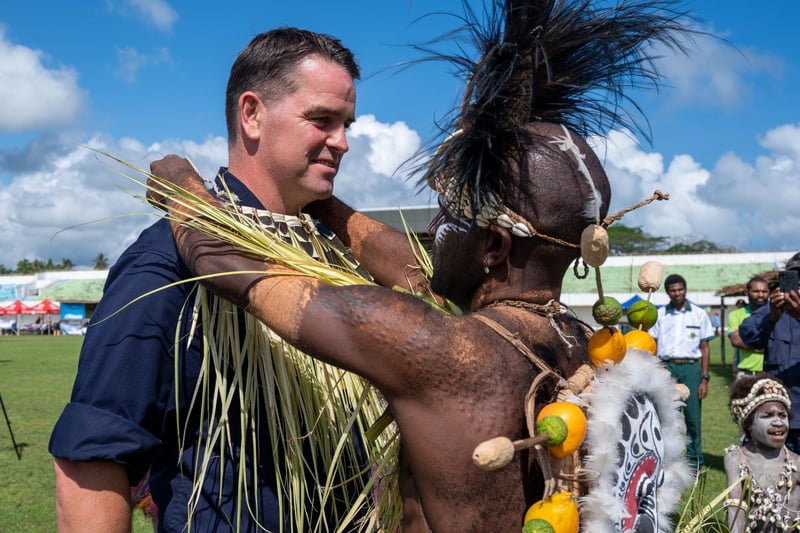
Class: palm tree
16,259,34,274
92,253,109,270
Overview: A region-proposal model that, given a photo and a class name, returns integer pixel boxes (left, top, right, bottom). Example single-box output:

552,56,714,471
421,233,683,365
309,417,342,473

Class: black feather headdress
419,0,695,239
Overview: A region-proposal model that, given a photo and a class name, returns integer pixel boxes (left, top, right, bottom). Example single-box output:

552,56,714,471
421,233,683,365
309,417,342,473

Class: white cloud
108,0,178,31
115,46,171,83
0,134,226,269
0,29,85,132
336,115,429,209
653,30,783,109
0,114,424,268
3,117,797,271
596,124,800,252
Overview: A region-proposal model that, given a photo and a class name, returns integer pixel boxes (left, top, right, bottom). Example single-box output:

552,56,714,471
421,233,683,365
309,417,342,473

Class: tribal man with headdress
148,0,696,530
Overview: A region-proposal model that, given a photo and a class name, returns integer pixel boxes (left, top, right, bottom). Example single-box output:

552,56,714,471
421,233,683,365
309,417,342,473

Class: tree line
0,253,109,275
607,225,738,255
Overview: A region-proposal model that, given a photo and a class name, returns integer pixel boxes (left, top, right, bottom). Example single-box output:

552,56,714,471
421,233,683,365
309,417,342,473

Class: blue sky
0,0,798,268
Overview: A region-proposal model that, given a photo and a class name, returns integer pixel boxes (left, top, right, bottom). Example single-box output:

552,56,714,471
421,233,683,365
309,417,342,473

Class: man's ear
239,92,262,141
483,224,512,270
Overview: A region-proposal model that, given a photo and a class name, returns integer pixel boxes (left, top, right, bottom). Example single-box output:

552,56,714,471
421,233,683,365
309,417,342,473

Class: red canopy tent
0,300,30,316
0,300,28,336
26,299,60,315
0,300,61,335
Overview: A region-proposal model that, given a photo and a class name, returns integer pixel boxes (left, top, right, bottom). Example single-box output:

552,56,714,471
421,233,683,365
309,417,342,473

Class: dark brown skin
305,196,431,295
149,151,595,532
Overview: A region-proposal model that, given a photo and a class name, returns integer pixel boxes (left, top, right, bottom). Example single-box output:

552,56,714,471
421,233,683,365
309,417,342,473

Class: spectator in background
650,273,715,470
728,276,769,380
712,311,721,337
740,252,800,453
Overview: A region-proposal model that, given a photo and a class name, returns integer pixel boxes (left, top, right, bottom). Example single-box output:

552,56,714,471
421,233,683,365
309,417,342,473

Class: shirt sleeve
738,303,772,350
727,309,743,337
699,308,716,341
49,221,194,485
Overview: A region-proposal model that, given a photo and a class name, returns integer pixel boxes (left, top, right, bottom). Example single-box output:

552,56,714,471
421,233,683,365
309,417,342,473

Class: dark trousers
666,360,703,468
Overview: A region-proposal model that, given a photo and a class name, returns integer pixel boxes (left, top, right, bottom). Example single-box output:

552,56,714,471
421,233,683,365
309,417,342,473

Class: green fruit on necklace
592,296,622,326
626,300,658,330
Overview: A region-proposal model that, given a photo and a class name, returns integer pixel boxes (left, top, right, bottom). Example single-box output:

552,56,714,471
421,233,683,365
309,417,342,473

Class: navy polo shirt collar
215,167,266,210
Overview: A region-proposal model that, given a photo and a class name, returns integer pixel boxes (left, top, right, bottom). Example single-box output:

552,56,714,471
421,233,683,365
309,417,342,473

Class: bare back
388,306,589,532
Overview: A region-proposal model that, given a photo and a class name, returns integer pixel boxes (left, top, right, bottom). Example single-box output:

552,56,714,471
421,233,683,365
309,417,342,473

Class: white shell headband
730,378,791,427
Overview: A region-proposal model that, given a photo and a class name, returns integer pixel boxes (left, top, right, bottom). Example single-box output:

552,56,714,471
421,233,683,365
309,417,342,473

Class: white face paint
549,124,602,223
433,219,469,248
750,401,790,450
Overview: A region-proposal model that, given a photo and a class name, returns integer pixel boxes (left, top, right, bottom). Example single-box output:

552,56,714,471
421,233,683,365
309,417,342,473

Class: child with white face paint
750,401,790,450
724,375,800,532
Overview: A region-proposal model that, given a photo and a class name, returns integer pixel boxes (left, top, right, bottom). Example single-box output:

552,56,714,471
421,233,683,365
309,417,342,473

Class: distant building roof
562,255,778,294
40,279,105,303
560,252,790,308
360,205,437,240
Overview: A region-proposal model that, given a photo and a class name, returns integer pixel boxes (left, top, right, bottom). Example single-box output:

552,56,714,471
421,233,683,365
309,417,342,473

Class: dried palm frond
674,471,740,533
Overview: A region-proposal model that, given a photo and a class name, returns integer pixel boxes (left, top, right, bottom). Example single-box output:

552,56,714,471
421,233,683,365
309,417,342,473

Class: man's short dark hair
746,276,768,290
225,27,360,143
664,273,686,290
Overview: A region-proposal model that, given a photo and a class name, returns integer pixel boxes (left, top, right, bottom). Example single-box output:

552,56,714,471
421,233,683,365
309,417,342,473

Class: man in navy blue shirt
739,252,800,453
50,28,366,532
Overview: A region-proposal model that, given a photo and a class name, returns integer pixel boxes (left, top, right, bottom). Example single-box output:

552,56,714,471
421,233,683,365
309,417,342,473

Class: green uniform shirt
727,305,764,372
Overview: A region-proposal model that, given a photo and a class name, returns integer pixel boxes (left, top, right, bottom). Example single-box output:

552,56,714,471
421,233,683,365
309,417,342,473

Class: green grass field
0,336,152,533
0,334,740,532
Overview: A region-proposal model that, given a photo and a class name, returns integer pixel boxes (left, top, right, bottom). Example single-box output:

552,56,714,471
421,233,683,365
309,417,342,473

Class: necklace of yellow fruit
584,228,666,366
582,191,670,365
516,222,641,533
469,319,591,533
513,198,671,532
581,223,628,367
470,224,612,533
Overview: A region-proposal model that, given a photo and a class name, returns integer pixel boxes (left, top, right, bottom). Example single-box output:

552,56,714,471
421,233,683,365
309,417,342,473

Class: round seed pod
580,224,609,267
472,436,515,470
638,261,664,292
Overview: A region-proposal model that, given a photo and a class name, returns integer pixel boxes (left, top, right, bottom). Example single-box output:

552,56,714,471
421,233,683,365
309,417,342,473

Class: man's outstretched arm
305,196,430,293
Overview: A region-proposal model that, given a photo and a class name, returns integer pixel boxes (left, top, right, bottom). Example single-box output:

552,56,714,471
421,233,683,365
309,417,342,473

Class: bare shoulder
723,446,742,474
405,305,590,414
469,306,591,377
389,306,591,532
